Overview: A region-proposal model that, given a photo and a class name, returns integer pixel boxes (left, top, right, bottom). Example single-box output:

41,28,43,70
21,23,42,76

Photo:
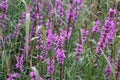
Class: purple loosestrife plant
56,0,64,26
66,1,73,40
73,0,83,22
115,50,120,79
96,8,116,55
12,11,26,38
16,54,24,72
56,49,66,64
54,30,67,52
55,30,67,64
0,0,8,28
30,2,43,37
54,30,67,80
29,71,36,80
82,28,89,43
118,50,120,56
92,20,101,33
46,30,54,50
104,55,114,80
7,73,20,80
47,59,55,80
36,30,43,51
36,30,47,61
30,71,45,80
40,77,44,80
104,50,120,80
75,40,83,61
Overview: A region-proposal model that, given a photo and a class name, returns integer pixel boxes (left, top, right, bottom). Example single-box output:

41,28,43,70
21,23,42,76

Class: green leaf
41,26,46,46
25,12,30,60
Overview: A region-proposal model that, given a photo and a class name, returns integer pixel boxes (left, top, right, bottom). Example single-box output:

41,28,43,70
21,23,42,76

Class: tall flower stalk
55,30,66,80
96,8,116,55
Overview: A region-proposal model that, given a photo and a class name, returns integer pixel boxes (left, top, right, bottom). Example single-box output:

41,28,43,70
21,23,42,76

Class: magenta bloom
29,71,36,80
7,73,20,80
118,49,120,56
56,49,66,64
46,30,54,50
47,65,54,75
16,55,24,72
82,29,89,43
75,41,83,60
96,8,116,55
92,20,101,33
47,59,55,74
40,77,44,80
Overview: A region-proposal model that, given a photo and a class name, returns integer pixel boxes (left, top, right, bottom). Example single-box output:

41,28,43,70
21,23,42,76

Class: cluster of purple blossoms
7,73,20,80
29,71,36,80
82,28,89,43
47,59,55,75
105,50,120,80
105,65,112,80
30,71,44,80
56,49,66,64
93,59,98,67
55,30,66,64
115,50,120,79
12,12,26,38
115,59,120,79
104,55,114,80
37,47,47,62
75,41,83,60
45,5,54,30
66,0,83,40
73,0,83,22
0,0,8,28
66,1,73,40
40,77,44,80
67,0,83,24
46,30,54,50
96,8,116,55
92,20,101,33
36,30,47,61
33,2,49,61
31,2,43,37
118,50,120,56
35,2,43,31
66,1,73,24
12,24,22,38
16,55,24,72
54,30,66,64
54,30,67,51
35,13,43,27
56,0,64,25
36,30,43,50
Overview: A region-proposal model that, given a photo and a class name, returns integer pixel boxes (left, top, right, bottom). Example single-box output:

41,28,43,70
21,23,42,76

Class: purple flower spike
118,49,120,56
56,49,66,64
47,59,55,75
29,71,36,80
16,55,24,72
75,41,83,60
92,20,101,33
